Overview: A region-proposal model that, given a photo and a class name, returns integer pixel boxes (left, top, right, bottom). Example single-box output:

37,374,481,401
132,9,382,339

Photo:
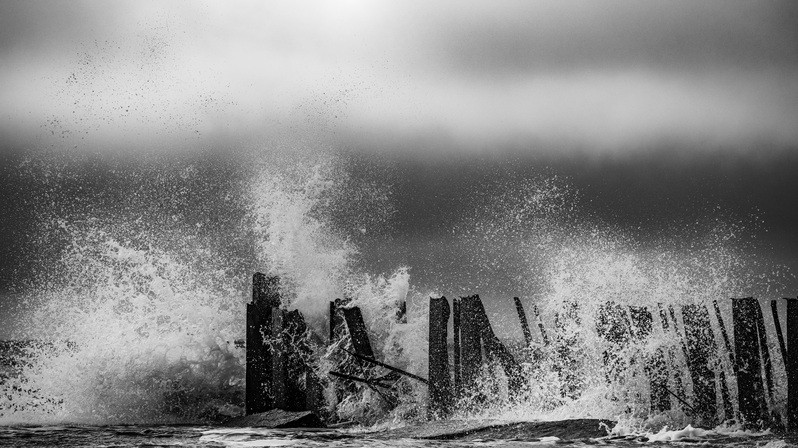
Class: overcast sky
1,0,797,155
2,1,798,319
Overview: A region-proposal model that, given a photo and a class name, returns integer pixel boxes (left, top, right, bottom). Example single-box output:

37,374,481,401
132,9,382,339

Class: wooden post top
253,272,281,308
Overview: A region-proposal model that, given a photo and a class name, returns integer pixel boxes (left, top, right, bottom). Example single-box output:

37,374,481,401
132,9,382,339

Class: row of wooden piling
247,273,414,418
426,295,798,430
245,272,798,430
428,295,524,418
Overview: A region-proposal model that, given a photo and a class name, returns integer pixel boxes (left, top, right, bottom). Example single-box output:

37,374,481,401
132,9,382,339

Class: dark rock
379,418,614,441
223,409,325,428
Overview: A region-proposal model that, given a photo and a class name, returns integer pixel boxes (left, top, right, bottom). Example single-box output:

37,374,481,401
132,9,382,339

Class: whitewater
0,152,794,447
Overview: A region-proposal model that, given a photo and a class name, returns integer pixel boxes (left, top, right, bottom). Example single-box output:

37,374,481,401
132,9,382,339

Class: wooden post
272,308,286,409
532,304,549,346
682,304,718,426
657,303,686,403
753,302,777,418
596,301,630,384
630,306,669,413
330,299,347,344
453,297,462,400
341,306,375,359
474,298,524,398
553,301,582,399
713,300,736,366
787,298,798,431
732,297,768,426
457,295,524,401
711,300,735,422
246,273,281,415
283,309,316,412
246,301,266,414
514,297,534,347
460,295,483,396
772,300,788,365
329,301,336,343
428,296,452,418
719,370,734,422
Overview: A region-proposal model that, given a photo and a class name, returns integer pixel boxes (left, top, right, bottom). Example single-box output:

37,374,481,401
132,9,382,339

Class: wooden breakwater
244,272,798,430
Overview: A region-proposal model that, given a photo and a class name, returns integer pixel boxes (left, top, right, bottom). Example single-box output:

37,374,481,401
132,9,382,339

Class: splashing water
0,152,792,439
1,225,246,424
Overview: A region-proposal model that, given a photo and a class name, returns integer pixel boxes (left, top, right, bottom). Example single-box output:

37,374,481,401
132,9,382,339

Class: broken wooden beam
343,349,429,385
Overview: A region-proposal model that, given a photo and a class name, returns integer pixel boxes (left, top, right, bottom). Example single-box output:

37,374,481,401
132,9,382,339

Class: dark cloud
1,1,797,154
391,0,798,74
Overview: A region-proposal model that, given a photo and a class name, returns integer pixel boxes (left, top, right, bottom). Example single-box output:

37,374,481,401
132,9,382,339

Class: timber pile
243,272,798,432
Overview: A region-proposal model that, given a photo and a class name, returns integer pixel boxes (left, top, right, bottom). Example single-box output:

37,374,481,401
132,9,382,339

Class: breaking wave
0,151,791,436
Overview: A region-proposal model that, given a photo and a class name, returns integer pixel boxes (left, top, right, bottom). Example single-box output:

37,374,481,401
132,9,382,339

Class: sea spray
1,152,793,434
434,174,791,432
248,160,354,321
1,153,411,425
322,269,431,424
1,226,245,424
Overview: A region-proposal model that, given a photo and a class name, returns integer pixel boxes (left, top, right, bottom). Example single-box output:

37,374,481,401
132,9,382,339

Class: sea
0,423,794,447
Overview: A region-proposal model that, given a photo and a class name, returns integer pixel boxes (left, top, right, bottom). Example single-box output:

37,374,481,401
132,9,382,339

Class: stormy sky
2,0,798,329
2,0,797,153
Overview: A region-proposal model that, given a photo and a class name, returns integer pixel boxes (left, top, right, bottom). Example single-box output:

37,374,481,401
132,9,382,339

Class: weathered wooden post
282,309,319,412
787,298,798,431
753,303,778,427
460,295,483,396
732,297,768,426
629,306,669,413
341,306,375,359
329,299,348,344
398,301,407,323
453,297,462,399
271,309,286,409
711,300,735,422
553,301,582,399
713,300,736,366
657,304,686,403
596,301,630,384
532,304,549,346
682,304,718,425
428,296,452,418
514,297,534,347
772,300,788,365
474,298,524,397
329,301,337,342
246,273,281,415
